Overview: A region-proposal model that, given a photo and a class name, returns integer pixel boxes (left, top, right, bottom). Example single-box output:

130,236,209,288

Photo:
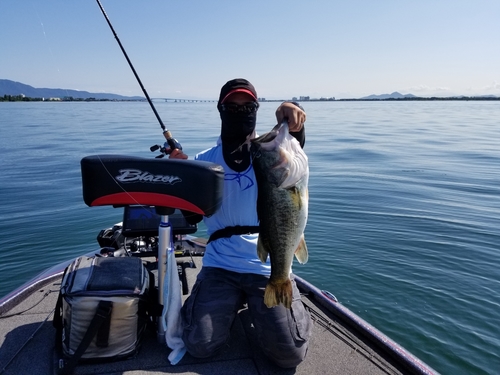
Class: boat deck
0,252,434,375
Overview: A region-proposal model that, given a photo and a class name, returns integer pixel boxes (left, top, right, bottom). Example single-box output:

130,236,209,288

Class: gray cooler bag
54,255,151,373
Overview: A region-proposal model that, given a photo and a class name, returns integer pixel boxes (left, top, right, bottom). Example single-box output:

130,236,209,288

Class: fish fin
294,235,309,264
257,238,269,263
264,279,292,309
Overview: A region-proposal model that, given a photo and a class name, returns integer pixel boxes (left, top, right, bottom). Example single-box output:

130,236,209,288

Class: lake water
1,100,499,374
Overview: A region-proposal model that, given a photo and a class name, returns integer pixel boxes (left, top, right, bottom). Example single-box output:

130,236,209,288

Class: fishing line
87,0,188,210
0,290,57,319
94,0,181,152
32,2,100,166
33,3,74,100
0,305,56,374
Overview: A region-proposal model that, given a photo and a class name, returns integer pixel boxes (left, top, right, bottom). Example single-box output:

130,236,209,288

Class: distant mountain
0,79,144,100
475,95,498,99
361,92,417,100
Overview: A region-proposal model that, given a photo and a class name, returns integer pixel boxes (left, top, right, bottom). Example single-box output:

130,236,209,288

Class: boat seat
81,155,224,216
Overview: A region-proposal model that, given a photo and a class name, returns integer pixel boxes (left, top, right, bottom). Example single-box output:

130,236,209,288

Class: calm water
1,101,499,374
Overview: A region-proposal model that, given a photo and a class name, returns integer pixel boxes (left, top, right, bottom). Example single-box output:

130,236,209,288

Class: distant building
299,96,310,101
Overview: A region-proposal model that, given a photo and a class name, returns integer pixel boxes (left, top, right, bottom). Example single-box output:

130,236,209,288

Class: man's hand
169,149,188,159
275,102,306,132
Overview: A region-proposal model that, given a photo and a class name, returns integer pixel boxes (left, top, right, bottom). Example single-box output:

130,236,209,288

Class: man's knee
256,299,312,368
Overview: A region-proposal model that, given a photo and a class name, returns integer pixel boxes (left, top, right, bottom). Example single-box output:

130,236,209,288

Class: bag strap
95,302,112,348
56,300,113,375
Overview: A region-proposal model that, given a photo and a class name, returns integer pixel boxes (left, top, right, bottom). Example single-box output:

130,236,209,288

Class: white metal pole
157,214,171,343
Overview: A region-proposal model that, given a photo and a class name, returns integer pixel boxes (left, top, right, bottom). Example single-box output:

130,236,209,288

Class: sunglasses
220,102,259,114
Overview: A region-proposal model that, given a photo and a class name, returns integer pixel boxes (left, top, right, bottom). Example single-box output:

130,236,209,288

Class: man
170,78,312,368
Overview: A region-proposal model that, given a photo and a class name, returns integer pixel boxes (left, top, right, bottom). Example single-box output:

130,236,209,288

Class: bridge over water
151,98,217,103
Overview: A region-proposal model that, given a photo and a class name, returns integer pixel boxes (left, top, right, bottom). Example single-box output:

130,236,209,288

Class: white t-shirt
194,141,271,275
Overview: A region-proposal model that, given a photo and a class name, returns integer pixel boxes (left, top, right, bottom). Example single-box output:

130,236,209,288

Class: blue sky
1,0,499,99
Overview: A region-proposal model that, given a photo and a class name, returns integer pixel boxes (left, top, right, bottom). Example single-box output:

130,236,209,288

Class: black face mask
220,111,257,172
216,78,259,172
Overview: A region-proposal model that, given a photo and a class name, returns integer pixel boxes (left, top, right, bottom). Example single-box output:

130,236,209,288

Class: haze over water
1,101,499,374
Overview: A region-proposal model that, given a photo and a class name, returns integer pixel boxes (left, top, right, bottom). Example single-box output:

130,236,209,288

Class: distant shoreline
2,94,500,103
0,95,144,103
2,80,499,102
263,97,500,102
335,96,500,102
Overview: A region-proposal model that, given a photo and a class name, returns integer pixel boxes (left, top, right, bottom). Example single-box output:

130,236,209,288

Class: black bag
53,256,151,374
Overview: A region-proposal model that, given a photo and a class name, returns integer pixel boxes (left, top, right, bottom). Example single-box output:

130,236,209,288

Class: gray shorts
181,266,312,368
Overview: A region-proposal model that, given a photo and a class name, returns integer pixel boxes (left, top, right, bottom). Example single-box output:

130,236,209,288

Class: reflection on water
1,101,500,374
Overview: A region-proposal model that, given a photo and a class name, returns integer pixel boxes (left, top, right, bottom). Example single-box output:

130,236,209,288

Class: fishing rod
95,0,181,156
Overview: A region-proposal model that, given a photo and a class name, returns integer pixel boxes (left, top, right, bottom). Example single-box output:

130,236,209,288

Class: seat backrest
81,155,224,216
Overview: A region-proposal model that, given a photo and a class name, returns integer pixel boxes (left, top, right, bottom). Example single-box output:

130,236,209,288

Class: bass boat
0,155,438,375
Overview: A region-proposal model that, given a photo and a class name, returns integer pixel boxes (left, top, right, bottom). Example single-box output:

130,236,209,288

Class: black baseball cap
218,78,258,104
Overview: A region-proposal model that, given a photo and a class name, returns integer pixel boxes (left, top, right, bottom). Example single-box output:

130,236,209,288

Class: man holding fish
170,78,312,368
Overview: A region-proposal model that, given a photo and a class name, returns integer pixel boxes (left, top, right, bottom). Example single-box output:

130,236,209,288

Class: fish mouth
231,121,288,156
251,121,289,151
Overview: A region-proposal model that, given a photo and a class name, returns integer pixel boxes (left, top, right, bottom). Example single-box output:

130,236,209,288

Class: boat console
121,205,197,238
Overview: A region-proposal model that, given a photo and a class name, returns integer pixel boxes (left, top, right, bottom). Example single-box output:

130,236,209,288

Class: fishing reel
150,134,183,158
150,142,172,158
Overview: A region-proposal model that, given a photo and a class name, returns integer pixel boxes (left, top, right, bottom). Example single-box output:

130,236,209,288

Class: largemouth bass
251,121,309,308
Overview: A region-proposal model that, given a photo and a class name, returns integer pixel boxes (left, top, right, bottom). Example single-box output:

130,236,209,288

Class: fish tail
264,279,293,309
